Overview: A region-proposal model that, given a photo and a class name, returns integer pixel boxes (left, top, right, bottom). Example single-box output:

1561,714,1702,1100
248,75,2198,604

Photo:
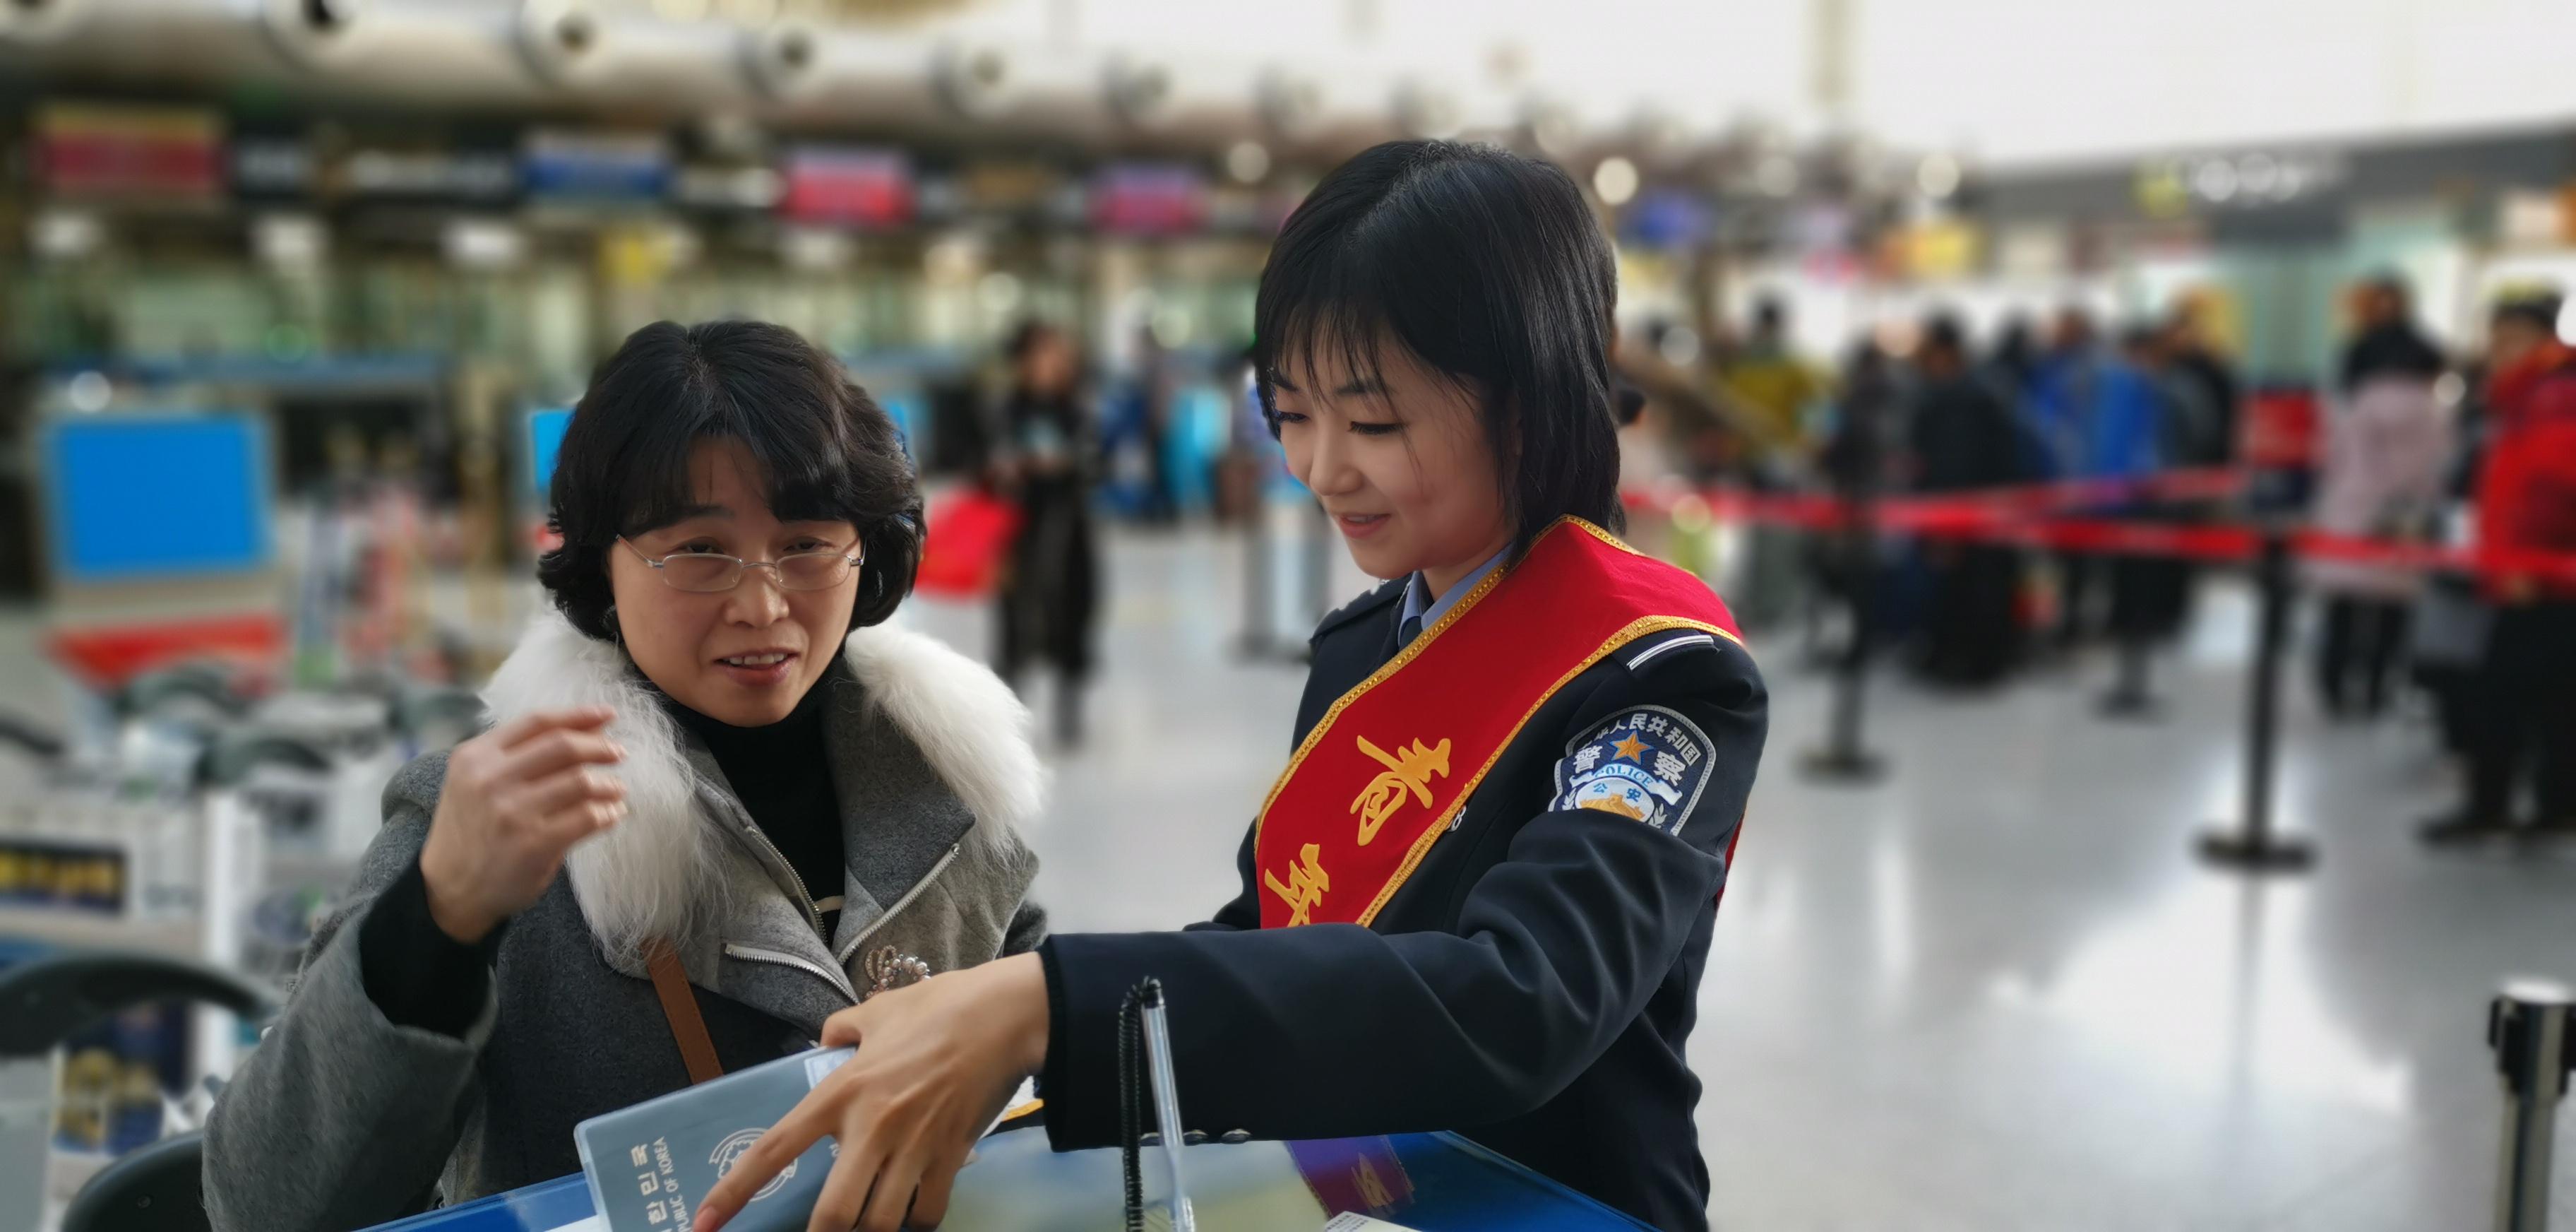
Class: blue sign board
42,413,274,581
527,408,573,502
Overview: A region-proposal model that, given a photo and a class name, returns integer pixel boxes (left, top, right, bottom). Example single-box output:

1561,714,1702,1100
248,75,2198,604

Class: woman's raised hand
418,706,627,944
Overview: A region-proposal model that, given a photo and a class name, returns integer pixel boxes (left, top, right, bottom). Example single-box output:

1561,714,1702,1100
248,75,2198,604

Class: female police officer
703,140,1768,1232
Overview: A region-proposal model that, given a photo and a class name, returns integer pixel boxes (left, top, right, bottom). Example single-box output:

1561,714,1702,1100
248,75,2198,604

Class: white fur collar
477,611,1041,962
838,620,1044,841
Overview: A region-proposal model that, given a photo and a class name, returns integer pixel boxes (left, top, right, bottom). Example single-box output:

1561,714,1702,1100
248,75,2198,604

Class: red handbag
914,487,1024,599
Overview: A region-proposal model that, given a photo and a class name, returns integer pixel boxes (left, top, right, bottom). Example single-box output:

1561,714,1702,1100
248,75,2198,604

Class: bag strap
644,937,724,1086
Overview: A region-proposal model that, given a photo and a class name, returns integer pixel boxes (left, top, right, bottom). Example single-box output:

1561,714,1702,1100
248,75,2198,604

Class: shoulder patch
1551,705,1717,837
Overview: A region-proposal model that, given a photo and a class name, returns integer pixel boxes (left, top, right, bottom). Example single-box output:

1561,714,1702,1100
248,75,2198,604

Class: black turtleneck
660,669,847,935
359,669,847,1038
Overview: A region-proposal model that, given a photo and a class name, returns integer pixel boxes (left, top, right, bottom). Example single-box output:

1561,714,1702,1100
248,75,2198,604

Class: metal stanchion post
2198,529,2315,870
2489,980,2574,1232
1804,490,1887,784
1237,493,1277,658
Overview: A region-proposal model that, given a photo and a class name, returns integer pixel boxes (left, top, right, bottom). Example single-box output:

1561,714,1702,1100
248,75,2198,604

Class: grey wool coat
202,614,1049,1232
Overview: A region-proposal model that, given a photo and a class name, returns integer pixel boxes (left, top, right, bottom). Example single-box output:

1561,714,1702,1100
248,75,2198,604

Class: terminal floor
4,526,2572,1231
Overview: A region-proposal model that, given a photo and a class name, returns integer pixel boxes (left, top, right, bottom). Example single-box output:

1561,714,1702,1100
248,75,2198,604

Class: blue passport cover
573,1046,852,1232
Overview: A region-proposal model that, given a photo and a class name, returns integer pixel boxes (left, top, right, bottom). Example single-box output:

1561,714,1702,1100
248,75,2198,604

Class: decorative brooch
863,947,933,998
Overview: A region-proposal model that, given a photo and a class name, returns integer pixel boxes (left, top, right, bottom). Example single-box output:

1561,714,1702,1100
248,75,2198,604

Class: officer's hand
419,707,626,944
697,952,1051,1232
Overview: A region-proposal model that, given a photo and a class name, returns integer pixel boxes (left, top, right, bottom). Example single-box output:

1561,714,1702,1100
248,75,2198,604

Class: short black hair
2493,291,2563,335
2360,270,2412,305
1253,138,1624,550
1919,313,1967,358
1005,317,1062,362
537,319,924,641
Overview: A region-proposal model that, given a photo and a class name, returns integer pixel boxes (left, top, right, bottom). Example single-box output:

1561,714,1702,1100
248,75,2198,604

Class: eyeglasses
616,538,864,593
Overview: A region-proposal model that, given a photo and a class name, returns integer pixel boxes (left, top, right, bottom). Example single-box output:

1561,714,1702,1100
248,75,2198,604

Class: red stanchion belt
1623,467,2576,588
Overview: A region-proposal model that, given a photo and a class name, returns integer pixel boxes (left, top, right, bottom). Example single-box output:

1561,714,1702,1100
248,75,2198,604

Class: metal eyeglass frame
615,537,865,593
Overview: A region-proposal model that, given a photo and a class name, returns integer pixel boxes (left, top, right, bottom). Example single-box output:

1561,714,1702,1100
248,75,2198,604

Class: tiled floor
5,522,2571,1229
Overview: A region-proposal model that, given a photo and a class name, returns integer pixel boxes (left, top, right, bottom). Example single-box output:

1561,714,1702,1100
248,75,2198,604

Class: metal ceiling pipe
752,28,972,132
517,1,761,112
3,0,549,109
1391,78,1467,141
1102,52,1176,131
2,0,1639,163
285,0,544,107
259,0,365,71
985,39,1131,143
1121,57,1275,151
740,18,821,101
2,0,282,88
1277,66,1405,158
0,0,93,47
931,36,1020,122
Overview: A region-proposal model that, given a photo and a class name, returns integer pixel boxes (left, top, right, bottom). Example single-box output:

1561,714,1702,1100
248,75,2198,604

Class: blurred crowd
1618,278,2576,841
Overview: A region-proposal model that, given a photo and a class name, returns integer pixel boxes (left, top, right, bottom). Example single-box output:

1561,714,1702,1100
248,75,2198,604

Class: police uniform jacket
1037,575,1768,1231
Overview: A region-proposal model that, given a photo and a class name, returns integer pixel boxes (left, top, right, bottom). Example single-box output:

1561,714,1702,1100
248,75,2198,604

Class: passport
573,1046,852,1232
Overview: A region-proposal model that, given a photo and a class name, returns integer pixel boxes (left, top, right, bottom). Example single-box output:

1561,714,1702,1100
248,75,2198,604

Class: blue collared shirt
1398,545,1514,643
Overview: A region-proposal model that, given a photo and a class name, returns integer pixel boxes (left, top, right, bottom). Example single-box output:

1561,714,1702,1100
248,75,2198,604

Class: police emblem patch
1552,705,1715,836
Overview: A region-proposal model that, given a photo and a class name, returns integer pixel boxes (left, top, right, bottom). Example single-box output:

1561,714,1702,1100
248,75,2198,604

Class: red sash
1254,518,1743,929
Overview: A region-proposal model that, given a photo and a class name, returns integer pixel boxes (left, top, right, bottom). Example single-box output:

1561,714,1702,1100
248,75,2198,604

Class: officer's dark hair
1254,138,1623,550
538,319,923,641
1919,313,1968,360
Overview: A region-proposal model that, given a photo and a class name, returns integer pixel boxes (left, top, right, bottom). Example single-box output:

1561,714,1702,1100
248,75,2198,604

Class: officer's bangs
1254,271,1416,425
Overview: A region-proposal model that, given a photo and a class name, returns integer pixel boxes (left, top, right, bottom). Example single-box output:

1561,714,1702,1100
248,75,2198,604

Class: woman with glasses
203,320,1049,1231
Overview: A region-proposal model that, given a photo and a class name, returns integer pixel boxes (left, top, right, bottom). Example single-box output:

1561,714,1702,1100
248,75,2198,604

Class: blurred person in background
202,321,1048,1230
1988,315,2043,400
1907,313,2029,685
1722,295,1827,460
1623,314,1811,631
2164,291,2244,465
1808,337,1905,664
1123,320,1183,526
1984,313,2053,481
2310,273,2449,719
986,319,1104,747
699,139,1767,1232
1632,316,1746,482
2029,307,2130,645
2158,297,2245,610
2101,324,2219,675
2411,388,2495,765
2426,292,2576,843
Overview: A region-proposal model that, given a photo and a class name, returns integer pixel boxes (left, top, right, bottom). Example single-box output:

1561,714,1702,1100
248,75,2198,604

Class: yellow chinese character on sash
1263,843,1330,926
1349,735,1453,845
